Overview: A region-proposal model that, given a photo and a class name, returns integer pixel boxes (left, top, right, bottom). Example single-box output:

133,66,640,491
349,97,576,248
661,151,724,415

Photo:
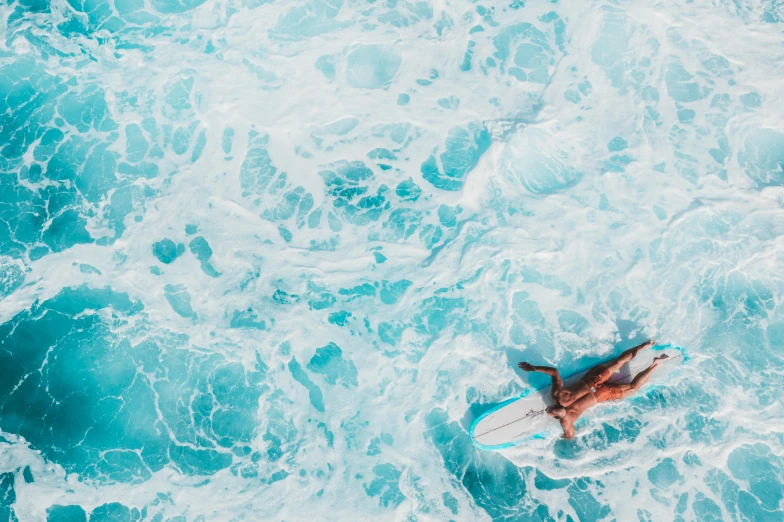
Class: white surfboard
469,344,688,450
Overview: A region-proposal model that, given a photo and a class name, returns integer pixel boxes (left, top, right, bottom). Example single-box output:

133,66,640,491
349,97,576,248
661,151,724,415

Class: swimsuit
581,365,613,388
581,365,625,401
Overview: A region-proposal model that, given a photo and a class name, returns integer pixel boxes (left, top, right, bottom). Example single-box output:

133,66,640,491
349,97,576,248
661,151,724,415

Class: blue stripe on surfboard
468,344,689,451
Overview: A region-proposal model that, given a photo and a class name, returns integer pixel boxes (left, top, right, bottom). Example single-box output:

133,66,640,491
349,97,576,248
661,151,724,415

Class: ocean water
0,0,783,519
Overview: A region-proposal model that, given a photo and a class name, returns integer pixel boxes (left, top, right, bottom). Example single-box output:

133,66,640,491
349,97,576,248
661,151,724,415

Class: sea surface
1,0,783,519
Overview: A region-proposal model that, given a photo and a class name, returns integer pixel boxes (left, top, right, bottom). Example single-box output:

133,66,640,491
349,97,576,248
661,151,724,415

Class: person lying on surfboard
517,340,669,439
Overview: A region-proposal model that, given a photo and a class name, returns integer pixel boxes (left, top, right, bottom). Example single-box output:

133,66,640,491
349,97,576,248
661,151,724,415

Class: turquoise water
0,0,783,519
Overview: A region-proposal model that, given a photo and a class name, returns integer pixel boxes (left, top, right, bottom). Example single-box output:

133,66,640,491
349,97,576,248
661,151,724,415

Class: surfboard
469,344,688,450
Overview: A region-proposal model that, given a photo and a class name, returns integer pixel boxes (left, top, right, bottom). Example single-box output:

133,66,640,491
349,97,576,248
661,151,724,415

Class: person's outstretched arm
560,417,576,439
518,362,563,397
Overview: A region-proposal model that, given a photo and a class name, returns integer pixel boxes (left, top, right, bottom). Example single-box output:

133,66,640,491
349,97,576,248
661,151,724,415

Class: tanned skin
518,340,669,439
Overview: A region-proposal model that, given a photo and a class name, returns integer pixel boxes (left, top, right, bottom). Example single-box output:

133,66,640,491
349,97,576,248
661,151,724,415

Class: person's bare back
518,340,669,439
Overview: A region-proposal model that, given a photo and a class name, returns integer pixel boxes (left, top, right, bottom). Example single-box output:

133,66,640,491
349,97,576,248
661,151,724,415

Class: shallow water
0,0,783,519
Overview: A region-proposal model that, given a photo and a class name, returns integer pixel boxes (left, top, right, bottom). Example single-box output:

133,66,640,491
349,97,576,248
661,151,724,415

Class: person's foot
631,339,655,358
652,353,669,366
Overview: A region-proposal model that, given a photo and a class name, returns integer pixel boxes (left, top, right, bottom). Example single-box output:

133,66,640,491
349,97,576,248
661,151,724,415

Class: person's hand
518,362,535,372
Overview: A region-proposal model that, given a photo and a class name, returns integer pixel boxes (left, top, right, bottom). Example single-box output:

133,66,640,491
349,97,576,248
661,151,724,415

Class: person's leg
596,339,656,377
615,354,668,399
626,339,656,358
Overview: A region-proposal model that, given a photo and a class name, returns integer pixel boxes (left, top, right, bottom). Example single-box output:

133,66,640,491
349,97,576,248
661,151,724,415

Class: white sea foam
1,0,783,520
